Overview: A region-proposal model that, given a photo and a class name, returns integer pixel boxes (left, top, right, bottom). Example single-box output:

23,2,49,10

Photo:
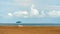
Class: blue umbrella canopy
16,21,21,23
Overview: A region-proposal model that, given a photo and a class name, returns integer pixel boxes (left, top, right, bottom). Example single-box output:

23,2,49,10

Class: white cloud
30,4,39,16
48,10,57,17
7,4,40,18
13,11,29,18
8,13,13,16
31,9,39,16
7,4,45,18
7,10,60,18
56,11,60,16
48,10,60,17
6,4,60,18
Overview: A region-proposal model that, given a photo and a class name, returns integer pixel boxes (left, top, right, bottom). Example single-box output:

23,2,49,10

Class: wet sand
0,26,60,34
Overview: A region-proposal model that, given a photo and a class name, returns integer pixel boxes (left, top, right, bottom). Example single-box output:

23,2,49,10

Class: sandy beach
0,26,60,34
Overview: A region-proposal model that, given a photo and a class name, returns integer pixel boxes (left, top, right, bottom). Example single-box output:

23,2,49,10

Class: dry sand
0,26,60,34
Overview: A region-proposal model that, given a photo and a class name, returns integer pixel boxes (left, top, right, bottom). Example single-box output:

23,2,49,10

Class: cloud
48,10,60,17
7,4,40,18
30,4,39,16
13,11,29,18
8,13,13,16
7,10,60,18
31,9,39,16
6,4,60,18
30,4,46,17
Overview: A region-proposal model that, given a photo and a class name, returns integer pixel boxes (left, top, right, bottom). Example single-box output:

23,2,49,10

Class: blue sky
0,0,60,23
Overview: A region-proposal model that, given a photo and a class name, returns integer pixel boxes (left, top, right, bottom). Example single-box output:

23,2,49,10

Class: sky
0,0,60,23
